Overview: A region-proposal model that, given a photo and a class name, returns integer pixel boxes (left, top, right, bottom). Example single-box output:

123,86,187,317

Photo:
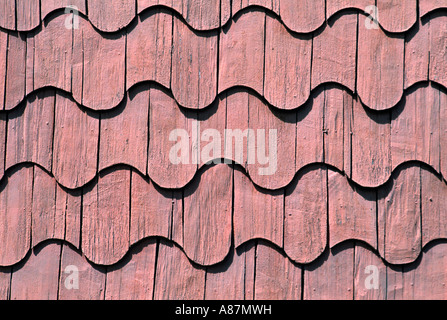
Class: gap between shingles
151,239,160,300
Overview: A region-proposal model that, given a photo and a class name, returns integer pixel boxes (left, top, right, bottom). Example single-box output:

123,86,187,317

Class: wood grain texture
99,88,149,174
55,185,82,249
0,166,33,267
30,14,73,94
0,113,5,180
4,32,26,111
234,168,283,249
378,165,422,265
404,20,429,89
441,89,447,180
183,165,233,266
52,94,99,189
147,87,197,189
130,171,182,244
328,170,377,248
304,243,354,300
284,165,327,264
0,0,15,29
376,0,417,32
82,169,131,265
311,13,357,92
391,84,440,172
232,0,279,14
421,168,447,247
420,0,447,16
16,0,40,31
0,267,11,300
105,240,157,300
0,31,7,110
6,90,55,172
264,13,311,110
326,0,370,18
10,242,61,300
41,0,87,18
255,241,301,300
429,14,447,89
279,0,325,33
59,243,106,300
72,20,125,110
154,240,206,300
172,16,218,109
219,10,265,94
88,0,135,32
350,96,391,187
357,24,404,110
126,10,172,90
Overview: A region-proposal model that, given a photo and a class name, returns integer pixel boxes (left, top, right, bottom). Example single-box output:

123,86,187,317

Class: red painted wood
429,15,447,89
404,20,429,89
30,14,73,94
441,90,447,180
10,243,61,300
72,19,125,110
284,165,327,264
357,24,404,110
183,165,232,266
99,88,149,174
4,32,26,111
219,11,265,95
264,13,311,110
328,170,377,248
154,240,206,300
304,243,354,300
59,243,106,300
52,93,99,189
391,84,440,172
55,185,82,249
82,168,131,265
105,240,157,300
0,30,7,110
88,0,135,32
130,170,182,244
420,0,447,16
279,0,325,33
350,97,391,187
31,166,63,247
147,88,197,189
41,0,87,19
247,93,296,189
205,246,250,300
0,113,4,180
376,0,417,32
233,168,283,249
326,0,370,18
0,0,15,29
6,90,55,172
421,168,447,247
255,242,301,300
0,267,11,299
126,10,172,90
311,14,357,92
378,166,422,264
0,166,33,267
172,16,218,109
16,0,40,31
354,243,387,300
232,0,280,15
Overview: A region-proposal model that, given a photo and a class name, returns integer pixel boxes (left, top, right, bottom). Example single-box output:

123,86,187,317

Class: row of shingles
2,238,447,299
4,0,446,33
2,8,447,113
1,80,446,194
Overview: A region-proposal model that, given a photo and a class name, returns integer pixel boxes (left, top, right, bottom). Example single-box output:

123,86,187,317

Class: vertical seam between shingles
56,242,63,300
252,240,257,300
3,32,9,111
14,0,17,31
30,165,35,252
146,88,151,176
128,169,132,249
151,239,160,300
262,13,266,97
352,241,356,300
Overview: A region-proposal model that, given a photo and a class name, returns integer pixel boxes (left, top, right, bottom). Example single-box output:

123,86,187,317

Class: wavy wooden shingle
376,0,416,33
311,13,357,92
82,168,131,265
55,185,82,249
404,20,430,89
0,0,15,30
99,88,149,174
429,14,447,90
0,166,33,267
172,16,218,109
3,32,26,111
264,13,311,110
6,90,55,173
232,0,280,14
126,10,172,90
420,0,447,16
378,165,422,265
16,0,40,31
219,10,265,95
279,0,325,33
72,19,125,110
234,168,283,249
183,165,232,266
328,170,377,248
10,243,61,300
255,242,301,300
357,23,404,110
88,0,135,32
41,0,87,19
326,0,370,18
52,94,99,189
284,165,327,264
